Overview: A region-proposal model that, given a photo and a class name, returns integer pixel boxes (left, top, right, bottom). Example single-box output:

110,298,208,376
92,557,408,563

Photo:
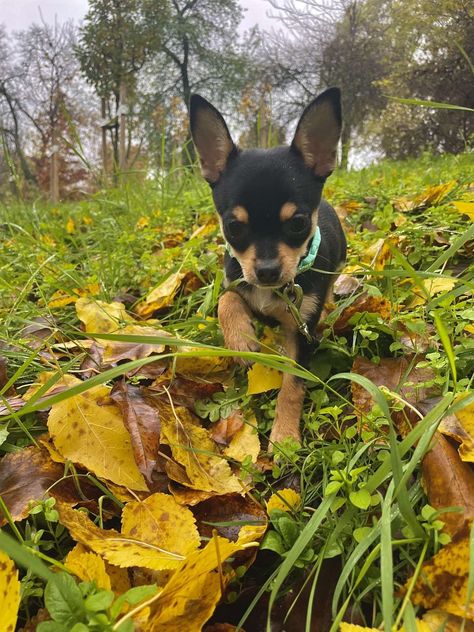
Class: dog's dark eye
226,220,247,240
286,214,310,235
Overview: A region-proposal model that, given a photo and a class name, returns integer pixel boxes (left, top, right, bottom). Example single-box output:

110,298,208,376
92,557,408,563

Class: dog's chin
243,273,296,289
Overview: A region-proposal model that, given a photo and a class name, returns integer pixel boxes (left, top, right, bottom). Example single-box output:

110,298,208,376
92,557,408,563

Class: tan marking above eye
280,202,297,222
232,206,249,223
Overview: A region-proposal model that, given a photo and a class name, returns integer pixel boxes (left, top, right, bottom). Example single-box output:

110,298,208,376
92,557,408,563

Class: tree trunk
118,81,127,177
50,128,59,203
340,123,351,171
101,98,108,183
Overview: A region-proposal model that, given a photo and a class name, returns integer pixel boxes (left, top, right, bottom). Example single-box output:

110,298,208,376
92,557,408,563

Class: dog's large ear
291,87,342,178
190,94,236,184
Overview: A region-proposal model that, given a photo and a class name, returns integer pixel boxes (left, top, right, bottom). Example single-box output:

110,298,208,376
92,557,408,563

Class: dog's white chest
246,287,283,318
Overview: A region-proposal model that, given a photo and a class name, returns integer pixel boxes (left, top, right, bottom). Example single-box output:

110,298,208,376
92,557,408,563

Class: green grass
0,151,473,629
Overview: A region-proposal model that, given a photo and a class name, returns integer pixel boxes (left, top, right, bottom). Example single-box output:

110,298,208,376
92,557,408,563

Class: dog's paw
268,425,301,452
223,321,260,366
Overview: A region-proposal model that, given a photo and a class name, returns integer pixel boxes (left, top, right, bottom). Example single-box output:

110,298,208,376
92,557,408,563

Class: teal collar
225,226,321,275
297,226,321,274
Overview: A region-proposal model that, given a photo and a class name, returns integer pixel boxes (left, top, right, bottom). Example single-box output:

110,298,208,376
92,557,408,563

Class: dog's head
190,88,342,287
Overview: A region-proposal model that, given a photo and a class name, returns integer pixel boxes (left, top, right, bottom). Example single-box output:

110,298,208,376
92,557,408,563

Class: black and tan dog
190,88,346,447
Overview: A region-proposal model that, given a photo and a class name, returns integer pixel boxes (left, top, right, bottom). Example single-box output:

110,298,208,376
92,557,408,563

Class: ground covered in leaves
0,152,473,631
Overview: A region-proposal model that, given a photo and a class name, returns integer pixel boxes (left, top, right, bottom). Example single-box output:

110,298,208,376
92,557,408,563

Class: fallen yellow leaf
76,297,130,333
0,550,20,632
160,404,242,494
247,363,282,395
121,492,200,558
174,347,231,377
47,377,147,490
452,201,474,220
266,488,302,514
65,543,112,590
66,217,75,234
145,528,263,631
410,277,457,307
57,504,187,571
439,400,474,462
224,414,260,463
407,523,474,619
135,271,186,317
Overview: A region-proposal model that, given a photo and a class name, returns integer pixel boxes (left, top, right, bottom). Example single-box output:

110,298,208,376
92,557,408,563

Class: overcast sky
0,0,275,32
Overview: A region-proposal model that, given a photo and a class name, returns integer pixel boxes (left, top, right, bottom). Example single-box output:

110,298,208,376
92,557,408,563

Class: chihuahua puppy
190,88,346,447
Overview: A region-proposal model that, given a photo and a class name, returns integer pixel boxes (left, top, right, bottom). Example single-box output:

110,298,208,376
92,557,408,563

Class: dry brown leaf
0,445,93,526
110,381,161,483
0,550,20,632
57,503,187,571
121,492,200,558
150,372,223,409
421,431,474,536
160,403,242,494
407,522,474,619
351,356,437,435
101,324,169,364
210,411,244,445
192,493,267,543
47,377,147,491
333,274,362,296
333,294,392,333
439,400,474,462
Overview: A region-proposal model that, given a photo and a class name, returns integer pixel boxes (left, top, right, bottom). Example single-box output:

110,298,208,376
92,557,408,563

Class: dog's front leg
218,291,259,363
269,331,305,447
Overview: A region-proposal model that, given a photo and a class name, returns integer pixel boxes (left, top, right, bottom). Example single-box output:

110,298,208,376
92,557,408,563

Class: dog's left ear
190,94,237,184
291,87,342,178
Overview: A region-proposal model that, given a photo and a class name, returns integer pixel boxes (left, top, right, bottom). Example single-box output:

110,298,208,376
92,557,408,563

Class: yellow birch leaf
339,625,379,631
47,381,147,491
146,529,262,631
65,543,111,590
121,492,200,557
136,216,149,229
0,550,20,632
452,201,474,220
174,347,231,376
224,415,260,463
135,271,186,317
23,372,80,401
247,363,282,395
416,181,457,206
439,401,474,462
407,524,474,619
57,504,186,571
410,278,457,307
160,404,242,494
66,217,75,234
465,324,474,335
266,488,302,514
76,297,130,333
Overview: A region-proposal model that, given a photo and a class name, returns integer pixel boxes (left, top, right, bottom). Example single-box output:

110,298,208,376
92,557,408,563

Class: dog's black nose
255,262,281,285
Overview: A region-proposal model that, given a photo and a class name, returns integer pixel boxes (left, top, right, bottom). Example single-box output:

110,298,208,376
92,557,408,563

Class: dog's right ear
190,94,237,184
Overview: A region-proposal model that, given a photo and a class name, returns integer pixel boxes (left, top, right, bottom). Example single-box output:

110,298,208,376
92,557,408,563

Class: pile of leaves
0,152,473,631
